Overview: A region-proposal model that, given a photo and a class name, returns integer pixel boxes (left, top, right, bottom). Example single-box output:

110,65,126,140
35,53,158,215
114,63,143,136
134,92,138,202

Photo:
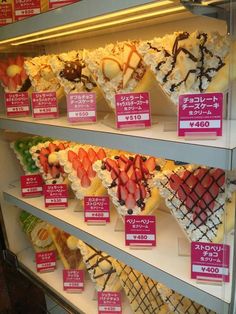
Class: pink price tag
32,92,59,119
115,92,151,129
20,174,43,197
14,0,41,20
98,292,122,314
36,251,56,273
0,3,13,25
191,242,230,282
125,215,156,247
67,92,96,123
84,196,110,223
5,92,30,117
178,93,223,136
44,184,68,209
63,269,84,292
49,0,78,9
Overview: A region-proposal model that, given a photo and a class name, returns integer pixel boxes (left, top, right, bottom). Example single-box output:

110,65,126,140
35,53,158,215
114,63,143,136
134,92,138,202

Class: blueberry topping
114,156,120,159
137,199,144,207
129,156,134,161
52,180,57,184
119,200,125,206
127,209,133,215
142,156,147,161
36,150,40,154
155,165,161,171
101,162,106,170
55,148,60,152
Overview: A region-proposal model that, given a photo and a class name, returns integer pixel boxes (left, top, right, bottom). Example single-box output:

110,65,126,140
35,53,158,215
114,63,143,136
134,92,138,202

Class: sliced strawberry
82,156,92,171
169,173,182,191
97,148,106,160
177,183,189,202
139,184,147,199
185,173,198,188
87,165,96,178
51,165,60,178
127,165,135,179
77,166,86,179
81,174,91,187
0,75,9,87
58,143,65,150
111,169,118,180
193,207,208,226
134,188,141,201
117,186,121,199
78,147,88,160
208,182,220,199
8,78,17,91
145,157,156,172
211,168,225,187
20,69,28,82
118,158,126,170
201,174,213,188
48,142,56,153
195,168,209,180
16,55,24,67
40,147,50,156
195,183,205,197
42,163,49,173
126,179,136,194
72,158,82,171
39,154,47,166
59,166,65,174
135,169,143,181
106,158,117,170
141,163,149,175
124,160,133,172
120,171,129,185
68,150,77,162
134,155,142,169
119,155,129,163
120,185,128,201
185,195,196,210
91,155,98,163
125,193,136,209
14,73,21,86
88,148,97,162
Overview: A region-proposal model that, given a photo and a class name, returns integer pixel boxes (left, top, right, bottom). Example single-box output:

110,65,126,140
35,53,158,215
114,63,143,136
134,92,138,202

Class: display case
0,0,236,313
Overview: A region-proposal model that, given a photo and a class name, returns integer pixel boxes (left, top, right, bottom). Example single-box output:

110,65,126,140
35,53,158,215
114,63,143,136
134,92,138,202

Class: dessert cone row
0,31,232,111
12,137,236,243
19,213,215,314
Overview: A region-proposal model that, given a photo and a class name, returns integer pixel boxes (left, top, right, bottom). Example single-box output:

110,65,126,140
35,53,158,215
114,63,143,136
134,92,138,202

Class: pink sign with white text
63,269,84,292
178,93,223,136
21,174,43,197
14,0,40,20
191,242,230,282
32,92,58,119
98,292,122,314
36,251,56,273
125,215,156,247
67,92,96,123
115,92,151,129
44,184,68,208
84,196,110,223
5,92,30,117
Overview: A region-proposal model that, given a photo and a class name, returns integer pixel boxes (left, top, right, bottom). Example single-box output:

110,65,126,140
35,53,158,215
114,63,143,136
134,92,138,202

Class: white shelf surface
3,186,233,313
17,247,132,314
0,114,236,169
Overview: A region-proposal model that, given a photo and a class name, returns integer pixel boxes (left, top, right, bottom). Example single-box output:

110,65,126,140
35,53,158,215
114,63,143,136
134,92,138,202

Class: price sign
98,292,122,314
191,242,230,282
0,1,13,26
63,269,84,292
36,251,56,273
115,92,151,129
32,92,59,119
44,184,68,208
67,92,96,123
178,93,223,136
14,0,41,20
84,196,110,223
5,92,30,117
125,215,156,247
49,0,78,9
21,174,43,197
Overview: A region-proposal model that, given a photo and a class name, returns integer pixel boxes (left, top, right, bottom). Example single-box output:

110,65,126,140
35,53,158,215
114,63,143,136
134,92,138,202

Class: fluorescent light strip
0,0,173,45
11,6,185,46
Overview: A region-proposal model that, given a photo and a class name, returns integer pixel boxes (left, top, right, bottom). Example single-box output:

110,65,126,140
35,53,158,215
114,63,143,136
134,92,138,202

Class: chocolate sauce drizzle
58,55,96,91
150,31,225,94
162,166,225,242
85,244,117,291
116,261,165,313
